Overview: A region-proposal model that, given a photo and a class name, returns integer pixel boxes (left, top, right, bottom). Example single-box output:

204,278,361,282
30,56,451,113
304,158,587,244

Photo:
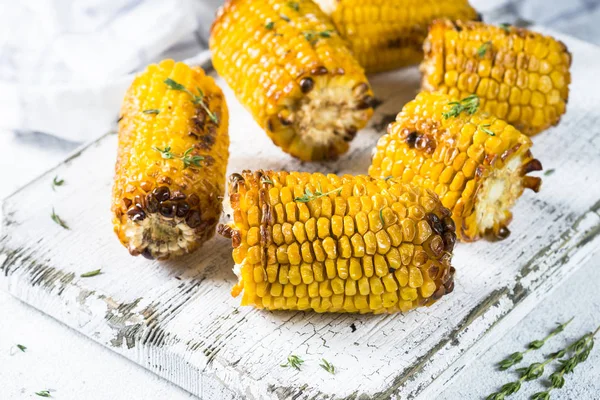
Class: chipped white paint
1,29,600,400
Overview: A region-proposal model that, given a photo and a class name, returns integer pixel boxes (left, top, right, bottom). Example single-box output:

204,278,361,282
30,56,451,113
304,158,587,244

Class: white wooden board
2,30,600,400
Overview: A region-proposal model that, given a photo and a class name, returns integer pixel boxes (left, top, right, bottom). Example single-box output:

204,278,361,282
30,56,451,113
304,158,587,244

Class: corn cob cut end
421,19,572,136
112,60,229,260
269,78,375,162
369,92,542,242
220,170,457,314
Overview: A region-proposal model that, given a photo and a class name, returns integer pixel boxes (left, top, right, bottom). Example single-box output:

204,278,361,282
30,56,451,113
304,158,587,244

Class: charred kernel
443,231,456,251
159,201,177,218
123,198,132,208
300,77,314,93
153,186,171,202
425,235,445,258
311,66,328,76
496,226,511,240
141,248,154,260
353,83,369,98
406,132,418,148
186,210,202,228
522,158,543,174
127,206,146,222
176,202,190,218
188,194,200,206
146,194,159,213
171,191,187,200
426,213,444,235
443,216,456,232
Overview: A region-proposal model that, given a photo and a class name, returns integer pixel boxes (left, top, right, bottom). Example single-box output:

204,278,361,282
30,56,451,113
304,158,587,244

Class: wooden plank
2,30,600,400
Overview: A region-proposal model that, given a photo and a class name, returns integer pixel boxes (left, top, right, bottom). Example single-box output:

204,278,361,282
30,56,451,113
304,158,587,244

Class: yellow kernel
270,282,283,297
349,258,362,280
386,248,401,270
382,274,398,292
337,258,349,279
283,283,295,298
350,233,366,257
319,280,333,297
401,219,416,242
289,265,301,285
409,267,424,288
345,279,357,296
374,254,389,277
370,276,385,295
358,277,370,295
300,263,314,284
364,231,377,255
317,217,330,239
323,237,338,259
331,277,345,294
308,281,319,297
355,211,369,234
343,215,355,236
312,240,326,262
331,215,343,238
362,256,374,277
382,291,399,308
400,287,418,301
376,230,391,254
369,294,383,310
395,266,409,286
305,218,316,241
325,259,337,279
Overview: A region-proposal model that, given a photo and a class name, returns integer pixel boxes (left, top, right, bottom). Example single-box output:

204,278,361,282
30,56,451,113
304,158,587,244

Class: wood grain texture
2,30,600,400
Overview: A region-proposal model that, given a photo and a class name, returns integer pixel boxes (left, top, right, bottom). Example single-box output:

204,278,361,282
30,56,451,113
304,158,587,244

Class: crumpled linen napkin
0,0,222,142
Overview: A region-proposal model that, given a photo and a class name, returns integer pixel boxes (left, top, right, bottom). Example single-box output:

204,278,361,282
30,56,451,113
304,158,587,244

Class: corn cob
421,20,571,136
314,0,479,73
112,60,229,260
209,0,374,161
369,92,542,241
218,170,456,314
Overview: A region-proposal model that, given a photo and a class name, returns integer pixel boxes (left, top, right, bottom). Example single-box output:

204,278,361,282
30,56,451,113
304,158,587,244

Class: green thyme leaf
35,390,52,398
544,169,555,176
477,41,492,58
280,14,290,22
51,208,69,230
295,186,342,203
80,269,102,278
51,176,64,191
142,109,160,115
442,95,480,119
379,208,385,227
16,344,27,352
261,177,274,185
499,23,511,33
320,358,335,374
287,1,299,11
153,146,174,159
479,124,495,136
164,79,219,124
384,176,394,181
281,354,304,370
265,21,275,30
181,147,204,169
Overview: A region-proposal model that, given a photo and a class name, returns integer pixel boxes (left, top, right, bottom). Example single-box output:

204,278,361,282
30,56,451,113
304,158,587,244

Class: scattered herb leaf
164,78,219,124
320,358,335,374
295,186,342,203
287,1,299,11
442,95,480,119
477,41,492,58
17,344,27,352
479,124,495,136
280,14,290,22
544,169,555,176
379,208,385,227
302,30,334,45
261,177,274,185
265,21,275,30
81,269,102,278
181,147,204,169
143,109,160,115
499,23,511,33
35,390,52,398
152,146,175,159
51,208,69,230
281,354,304,370
384,176,394,181
51,176,64,191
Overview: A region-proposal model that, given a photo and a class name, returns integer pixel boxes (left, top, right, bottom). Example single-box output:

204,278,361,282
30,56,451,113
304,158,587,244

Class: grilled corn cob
219,171,456,314
369,92,542,241
112,60,229,260
421,20,571,136
314,0,479,73
210,0,374,161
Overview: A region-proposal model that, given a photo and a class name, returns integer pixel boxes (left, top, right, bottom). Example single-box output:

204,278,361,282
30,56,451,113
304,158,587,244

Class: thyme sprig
442,95,480,119
498,318,573,370
477,41,493,57
51,208,69,230
281,354,304,370
479,124,496,137
499,23,511,33
35,390,52,397
265,21,275,30
294,184,342,203
532,326,599,400
142,109,160,115
164,78,219,124
488,322,598,400
51,176,64,191
16,344,27,352
320,358,335,374
81,269,102,278
152,146,204,169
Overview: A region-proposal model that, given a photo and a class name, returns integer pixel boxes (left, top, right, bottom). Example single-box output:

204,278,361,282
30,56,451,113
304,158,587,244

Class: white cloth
0,0,221,142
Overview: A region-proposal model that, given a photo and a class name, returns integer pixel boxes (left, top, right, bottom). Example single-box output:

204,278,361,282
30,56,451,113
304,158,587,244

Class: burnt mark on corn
311,66,328,76
522,159,543,174
228,173,245,194
299,77,314,94
406,132,419,148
